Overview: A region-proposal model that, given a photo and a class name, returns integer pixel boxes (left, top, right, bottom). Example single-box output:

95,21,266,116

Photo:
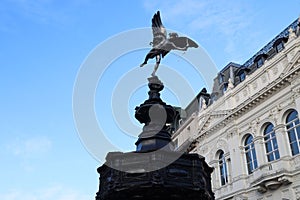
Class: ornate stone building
172,18,300,199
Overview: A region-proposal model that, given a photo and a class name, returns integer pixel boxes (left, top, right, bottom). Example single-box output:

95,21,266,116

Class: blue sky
1,0,300,199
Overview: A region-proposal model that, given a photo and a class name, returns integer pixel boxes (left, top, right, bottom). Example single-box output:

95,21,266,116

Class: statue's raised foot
140,63,146,67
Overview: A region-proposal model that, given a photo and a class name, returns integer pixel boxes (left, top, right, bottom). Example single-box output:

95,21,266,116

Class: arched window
273,37,288,53
264,123,280,161
286,110,300,156
244,135,258,174
218,150,228,186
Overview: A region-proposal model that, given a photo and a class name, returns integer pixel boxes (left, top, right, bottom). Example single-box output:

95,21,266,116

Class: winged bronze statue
140,11,198,76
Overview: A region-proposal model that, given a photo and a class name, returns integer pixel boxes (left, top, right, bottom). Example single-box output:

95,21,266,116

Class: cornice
195,42,300,142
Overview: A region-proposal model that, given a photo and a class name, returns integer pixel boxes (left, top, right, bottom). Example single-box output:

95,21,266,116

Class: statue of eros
140,11,198,76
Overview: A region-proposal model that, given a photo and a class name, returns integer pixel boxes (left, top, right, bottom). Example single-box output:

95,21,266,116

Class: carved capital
270,106,281,125
274,124,286,132
238,146,244,152
292,86,300,98
254,136,264,143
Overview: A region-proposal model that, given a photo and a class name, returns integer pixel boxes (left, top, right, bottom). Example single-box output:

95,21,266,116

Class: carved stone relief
261,73,268,83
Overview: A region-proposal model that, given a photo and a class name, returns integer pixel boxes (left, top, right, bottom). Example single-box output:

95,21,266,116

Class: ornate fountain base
95,76,214,199
96,151,214,200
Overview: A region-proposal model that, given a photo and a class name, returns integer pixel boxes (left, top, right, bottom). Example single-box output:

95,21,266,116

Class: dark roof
253,53,268,63
242,19,298,68
220,62,241,73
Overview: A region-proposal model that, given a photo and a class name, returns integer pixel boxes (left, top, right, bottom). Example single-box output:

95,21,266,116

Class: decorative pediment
207,109,232,127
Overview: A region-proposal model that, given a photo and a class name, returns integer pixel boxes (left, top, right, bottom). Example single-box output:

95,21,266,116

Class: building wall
172,26,300,199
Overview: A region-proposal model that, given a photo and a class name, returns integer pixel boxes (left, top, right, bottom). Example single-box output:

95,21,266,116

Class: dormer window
276,42,284,52
236,67,250,83
222,83,228,93
257,58,264,68
239,72,246,82
273,37,288,53
254,54,268,68
219,74,224,84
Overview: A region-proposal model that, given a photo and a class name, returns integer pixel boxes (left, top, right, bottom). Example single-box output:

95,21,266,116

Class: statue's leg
140,56,149,67
140,49,156,67
151,55,161,76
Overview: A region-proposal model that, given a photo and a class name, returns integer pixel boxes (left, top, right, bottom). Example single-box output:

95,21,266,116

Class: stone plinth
96,151,214,200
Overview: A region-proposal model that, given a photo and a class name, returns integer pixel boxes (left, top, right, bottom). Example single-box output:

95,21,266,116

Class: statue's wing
152,11,167,39
169,37,199,49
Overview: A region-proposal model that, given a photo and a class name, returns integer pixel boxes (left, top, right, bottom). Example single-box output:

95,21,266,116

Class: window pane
265,124,273,133
244,135,258,174
223,84,228,93
275,150,280,160
276,42,284,52
273,138,278,149
224,162,228,182
265,141,272,152
252,149,258,166
257,58,264,67
296,126,300,139
246,152,251,163
288,130,297,142
271,131,276,138
267,152,274,162
287,111,297,122
245,135,253,145
254,160,258,169
264,134,270,141
221,177,225,185
264,123,280,161
286,110,300,156
240,73,246,82
219,75,224,83
287,123,293,130
291,142,299,155
248,162,253,174
218,151,228,186
245,145,249,151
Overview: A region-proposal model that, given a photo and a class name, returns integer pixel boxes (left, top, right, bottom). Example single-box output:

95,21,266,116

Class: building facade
172,18,300,199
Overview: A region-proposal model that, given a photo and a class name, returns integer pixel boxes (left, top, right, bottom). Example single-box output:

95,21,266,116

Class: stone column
274,124,291,158
226,157,232,183
253,136,266,167
291,75,300,111
209,160,219,190
230,134,246,177
235,146,246,176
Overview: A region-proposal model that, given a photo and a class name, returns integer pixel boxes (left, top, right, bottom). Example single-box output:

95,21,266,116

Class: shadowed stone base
96,151,214,200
